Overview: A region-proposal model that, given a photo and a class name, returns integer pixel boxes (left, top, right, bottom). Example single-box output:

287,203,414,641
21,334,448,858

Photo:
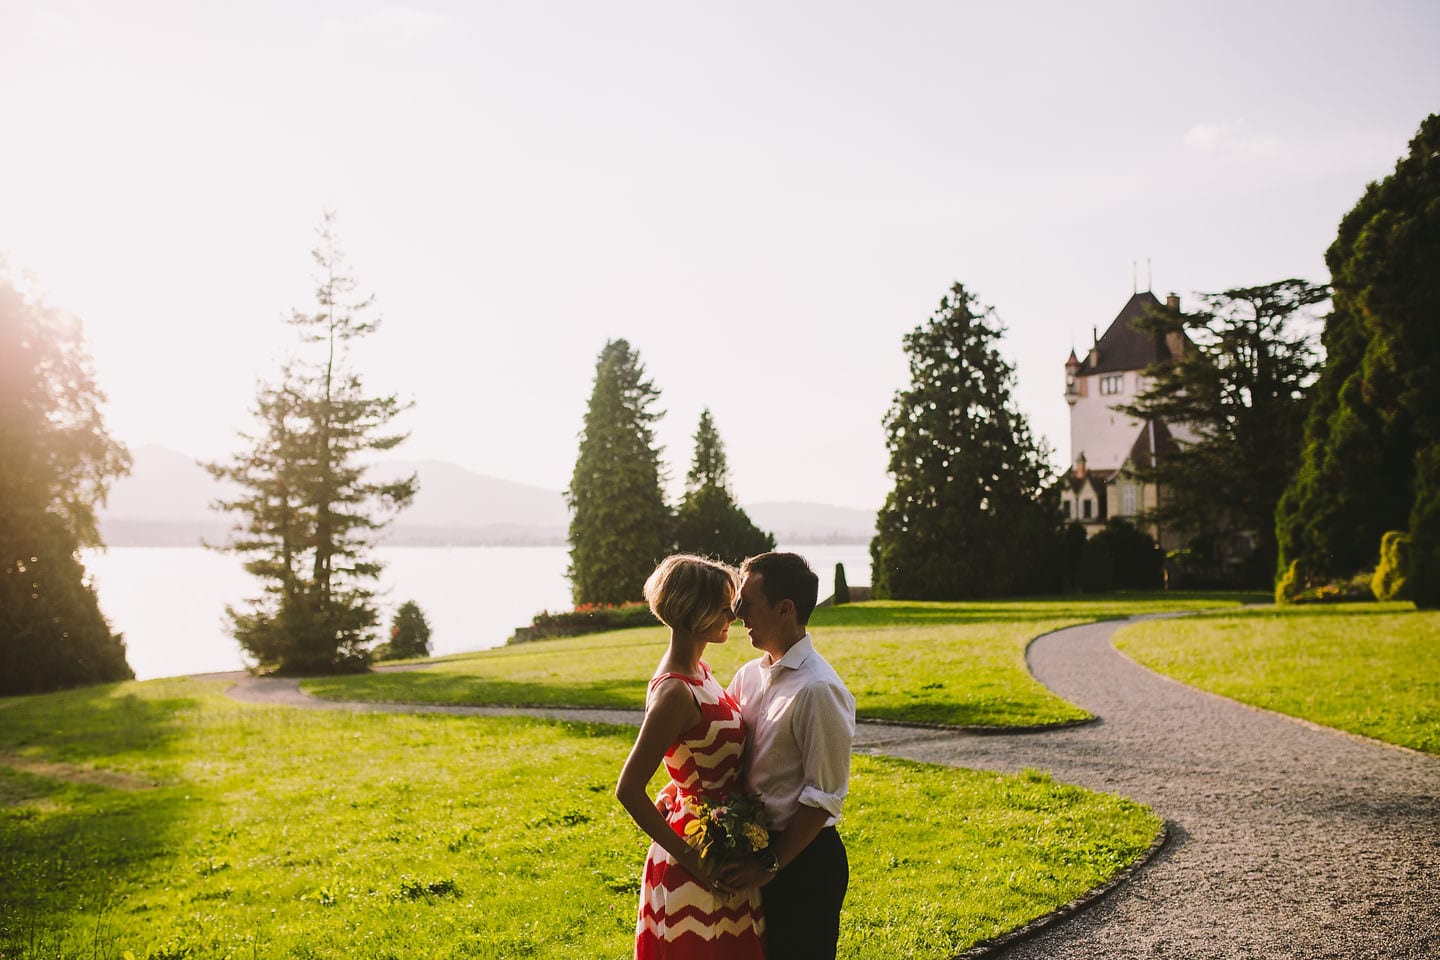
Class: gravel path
218,618,1440,958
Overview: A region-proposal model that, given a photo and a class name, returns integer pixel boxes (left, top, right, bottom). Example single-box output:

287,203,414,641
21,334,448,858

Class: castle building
1059,291,1194,549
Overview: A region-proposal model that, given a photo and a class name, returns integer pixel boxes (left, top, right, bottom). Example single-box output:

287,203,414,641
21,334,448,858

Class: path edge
949,819,1173,960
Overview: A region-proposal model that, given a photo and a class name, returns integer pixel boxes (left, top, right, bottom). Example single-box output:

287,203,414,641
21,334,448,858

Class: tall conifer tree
567,339,672,604
673,409,775,566
1275,114,1440,605
0,269,134,694
209,214,416,671
871,283,1059,599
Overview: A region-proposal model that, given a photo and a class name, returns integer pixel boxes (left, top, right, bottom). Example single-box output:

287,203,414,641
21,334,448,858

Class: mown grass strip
306,593,1258,727
1113,602,1440,754
0,678,1160,959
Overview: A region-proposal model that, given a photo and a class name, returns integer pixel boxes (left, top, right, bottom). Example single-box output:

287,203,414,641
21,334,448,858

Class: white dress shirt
727,634,856,832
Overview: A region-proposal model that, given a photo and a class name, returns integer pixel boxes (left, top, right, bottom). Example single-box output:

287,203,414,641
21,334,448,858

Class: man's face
734,572,781,655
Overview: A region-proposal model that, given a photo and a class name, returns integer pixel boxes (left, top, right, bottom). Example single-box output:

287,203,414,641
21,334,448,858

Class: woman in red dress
616,555,765,959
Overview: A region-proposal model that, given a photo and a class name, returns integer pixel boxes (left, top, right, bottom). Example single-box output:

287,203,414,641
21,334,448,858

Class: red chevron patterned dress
635,663,765,959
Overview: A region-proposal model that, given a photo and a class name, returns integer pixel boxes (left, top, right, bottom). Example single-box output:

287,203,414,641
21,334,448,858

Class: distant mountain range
98,446,877,547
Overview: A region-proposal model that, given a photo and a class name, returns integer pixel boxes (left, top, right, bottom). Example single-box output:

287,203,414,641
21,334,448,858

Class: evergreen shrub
1371,531,1412,602
1275,559,1305,605
376,600,432,661
833,563,851,605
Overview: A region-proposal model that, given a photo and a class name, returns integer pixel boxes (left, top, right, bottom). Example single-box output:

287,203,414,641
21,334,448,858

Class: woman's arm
615,680,720,889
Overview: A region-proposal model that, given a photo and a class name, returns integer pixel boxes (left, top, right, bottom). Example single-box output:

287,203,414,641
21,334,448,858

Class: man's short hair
741,552,819,625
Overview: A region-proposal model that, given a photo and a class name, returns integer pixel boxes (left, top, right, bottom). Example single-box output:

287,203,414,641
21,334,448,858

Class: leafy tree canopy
0,266,134,693
1275,113,1440,605
1120,279,1327,585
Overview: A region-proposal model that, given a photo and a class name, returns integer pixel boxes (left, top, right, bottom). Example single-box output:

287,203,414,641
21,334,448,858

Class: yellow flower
742,822,769,850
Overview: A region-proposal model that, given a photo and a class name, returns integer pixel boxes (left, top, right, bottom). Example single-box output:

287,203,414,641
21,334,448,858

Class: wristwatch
756,849,780,873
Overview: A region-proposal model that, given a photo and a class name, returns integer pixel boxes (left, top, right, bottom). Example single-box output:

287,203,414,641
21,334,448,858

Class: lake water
83,545,872,681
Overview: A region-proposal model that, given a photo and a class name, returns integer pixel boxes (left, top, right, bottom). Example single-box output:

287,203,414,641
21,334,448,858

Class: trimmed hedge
510,602,660,644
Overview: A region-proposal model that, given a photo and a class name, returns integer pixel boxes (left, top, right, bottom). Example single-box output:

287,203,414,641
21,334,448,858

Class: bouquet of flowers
680,791,770,865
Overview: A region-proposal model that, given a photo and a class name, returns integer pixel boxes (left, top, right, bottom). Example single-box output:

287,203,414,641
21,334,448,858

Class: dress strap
648,671,703,690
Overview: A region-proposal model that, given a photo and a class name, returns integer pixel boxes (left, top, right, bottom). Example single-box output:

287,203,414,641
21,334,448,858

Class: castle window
1100,375,1124,395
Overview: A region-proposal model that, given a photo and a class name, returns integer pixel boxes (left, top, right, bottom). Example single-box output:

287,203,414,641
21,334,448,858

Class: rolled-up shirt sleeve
792,680,856,818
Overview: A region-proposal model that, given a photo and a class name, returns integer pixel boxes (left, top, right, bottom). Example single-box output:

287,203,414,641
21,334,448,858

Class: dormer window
1100,375,1124,395
1082,498,1093,519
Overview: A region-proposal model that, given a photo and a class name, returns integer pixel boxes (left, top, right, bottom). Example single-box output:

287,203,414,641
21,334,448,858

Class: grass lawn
306,593,1260,727
1113,603,1440,754
0,679,1160,959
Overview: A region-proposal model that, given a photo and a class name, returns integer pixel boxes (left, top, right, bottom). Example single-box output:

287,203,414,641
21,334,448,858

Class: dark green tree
567,339,673,604
1119,280,1327,585
0,268,134,694
832,563,851,605
378,600,432,660
673,409,775,566
871,283,1060,599
1275,114,1440,606
209,214,416,672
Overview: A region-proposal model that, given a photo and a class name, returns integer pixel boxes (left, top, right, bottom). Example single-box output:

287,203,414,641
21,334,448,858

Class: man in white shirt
723,552,856,959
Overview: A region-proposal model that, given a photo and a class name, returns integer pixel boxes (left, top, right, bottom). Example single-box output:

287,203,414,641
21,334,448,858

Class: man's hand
719,856,774,892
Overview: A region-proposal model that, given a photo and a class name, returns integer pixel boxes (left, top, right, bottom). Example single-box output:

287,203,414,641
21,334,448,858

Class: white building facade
1059,291,1195,548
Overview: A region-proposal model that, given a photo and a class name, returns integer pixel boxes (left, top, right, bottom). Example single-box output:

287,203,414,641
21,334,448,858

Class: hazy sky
3,1,1436,510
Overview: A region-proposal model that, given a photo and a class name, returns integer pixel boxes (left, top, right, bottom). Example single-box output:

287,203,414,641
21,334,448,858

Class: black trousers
762,826,848,960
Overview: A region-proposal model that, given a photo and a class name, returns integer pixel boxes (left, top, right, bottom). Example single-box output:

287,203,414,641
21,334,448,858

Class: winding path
223,617,1440,959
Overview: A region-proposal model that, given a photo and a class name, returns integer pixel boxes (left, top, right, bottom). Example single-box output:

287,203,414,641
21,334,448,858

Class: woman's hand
655,782,678,817
683,853,735,898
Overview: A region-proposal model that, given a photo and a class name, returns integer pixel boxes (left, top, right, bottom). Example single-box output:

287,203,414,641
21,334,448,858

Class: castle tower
1059,291,1193,545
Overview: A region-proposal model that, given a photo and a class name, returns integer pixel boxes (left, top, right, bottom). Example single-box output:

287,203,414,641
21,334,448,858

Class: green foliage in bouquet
681,791,771,865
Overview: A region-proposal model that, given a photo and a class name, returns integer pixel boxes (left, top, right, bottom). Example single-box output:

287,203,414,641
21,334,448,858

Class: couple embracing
616,551,856,960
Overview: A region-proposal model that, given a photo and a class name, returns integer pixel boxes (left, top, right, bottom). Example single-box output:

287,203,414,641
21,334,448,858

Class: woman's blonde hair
643,554,739,635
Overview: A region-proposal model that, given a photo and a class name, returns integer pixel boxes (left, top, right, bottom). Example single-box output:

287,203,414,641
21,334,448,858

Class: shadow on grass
0,785,193,952
0,683,197,953
0,682,196,767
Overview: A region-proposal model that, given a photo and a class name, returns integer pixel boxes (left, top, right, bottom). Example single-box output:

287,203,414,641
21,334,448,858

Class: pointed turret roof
1074,292,1185,376
1124,418,1178,469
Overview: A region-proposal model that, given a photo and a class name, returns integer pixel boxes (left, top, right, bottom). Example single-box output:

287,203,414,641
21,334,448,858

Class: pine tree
383,600,432,660
871,282,1060,599
567,339,673,604
1275,113,1440,605
208,214,416,672
0,267,134,694
1119,280,1327,585
673,409,775,566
